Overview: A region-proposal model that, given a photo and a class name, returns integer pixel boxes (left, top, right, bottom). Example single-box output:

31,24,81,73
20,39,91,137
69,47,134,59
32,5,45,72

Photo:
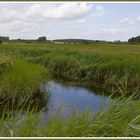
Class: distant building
114,40,121,43
52,41,65,44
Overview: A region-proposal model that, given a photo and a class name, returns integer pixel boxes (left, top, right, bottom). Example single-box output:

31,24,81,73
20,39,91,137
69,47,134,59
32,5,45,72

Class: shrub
0,40,2,45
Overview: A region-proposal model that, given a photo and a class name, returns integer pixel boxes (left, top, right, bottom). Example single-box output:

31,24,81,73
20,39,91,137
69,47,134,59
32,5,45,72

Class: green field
1,42,140,94
0,42,140,136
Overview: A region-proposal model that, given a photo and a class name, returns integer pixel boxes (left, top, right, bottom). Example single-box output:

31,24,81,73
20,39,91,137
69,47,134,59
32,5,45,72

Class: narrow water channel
0,80,110,122
41,80,109,119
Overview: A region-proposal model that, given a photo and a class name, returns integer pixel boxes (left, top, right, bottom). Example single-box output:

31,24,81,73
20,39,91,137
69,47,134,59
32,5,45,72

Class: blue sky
0,2,140,41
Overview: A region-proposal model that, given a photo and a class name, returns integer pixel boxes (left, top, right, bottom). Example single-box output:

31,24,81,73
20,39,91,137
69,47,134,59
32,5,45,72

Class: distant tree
0,39,2,44
80,40,90,44
0,36,9,41
95,40,100,43
128,36,140,43
37,36,47,42
114,40,121,44
17,39,22,41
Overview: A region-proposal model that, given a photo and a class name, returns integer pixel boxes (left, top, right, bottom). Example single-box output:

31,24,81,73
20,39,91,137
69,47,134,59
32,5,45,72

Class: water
0,80,110,122
41,80,109,118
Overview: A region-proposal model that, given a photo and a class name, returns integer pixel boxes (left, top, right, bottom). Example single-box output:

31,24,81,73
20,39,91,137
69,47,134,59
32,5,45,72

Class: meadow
0,42,140,136
1,42,140,95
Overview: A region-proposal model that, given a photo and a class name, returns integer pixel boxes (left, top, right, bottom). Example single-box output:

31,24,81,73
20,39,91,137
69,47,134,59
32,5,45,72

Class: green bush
0,40,2,45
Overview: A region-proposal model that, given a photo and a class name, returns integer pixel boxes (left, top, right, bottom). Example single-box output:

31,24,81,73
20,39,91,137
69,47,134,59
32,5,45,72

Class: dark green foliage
128,36,140,43
0,36,9,41
37,36,47,42
52,39,112,44
0,40,2,44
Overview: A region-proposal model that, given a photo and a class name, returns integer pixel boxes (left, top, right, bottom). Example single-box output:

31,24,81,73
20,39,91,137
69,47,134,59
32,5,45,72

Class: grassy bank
0,56,47,99
0,56,12,73
0,96,140,137
0,42,140,94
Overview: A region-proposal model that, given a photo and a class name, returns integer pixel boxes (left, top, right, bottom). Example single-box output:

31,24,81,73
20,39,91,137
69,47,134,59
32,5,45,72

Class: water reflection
41,80,109,118
0,80,110,121
0,91,48,119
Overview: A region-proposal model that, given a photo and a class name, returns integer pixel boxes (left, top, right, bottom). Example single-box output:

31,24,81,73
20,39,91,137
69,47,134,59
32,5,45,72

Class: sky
0,2,140,41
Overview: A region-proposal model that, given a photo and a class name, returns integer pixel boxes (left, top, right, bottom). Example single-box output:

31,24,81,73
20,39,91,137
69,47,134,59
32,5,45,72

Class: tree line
0,35,140,44
128,36,140,43
0,36,9,44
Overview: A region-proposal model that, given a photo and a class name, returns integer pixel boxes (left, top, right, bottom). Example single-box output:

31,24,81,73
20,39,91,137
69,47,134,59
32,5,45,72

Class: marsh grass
0,42,140,136
0,94,139,137
0,101,43,137
0,56,47,98
0,43,140,94
0,56,12,73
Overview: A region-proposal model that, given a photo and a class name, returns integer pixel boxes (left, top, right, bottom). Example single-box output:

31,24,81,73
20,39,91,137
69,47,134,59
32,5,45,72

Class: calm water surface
0,80,111,122
41,80,109,118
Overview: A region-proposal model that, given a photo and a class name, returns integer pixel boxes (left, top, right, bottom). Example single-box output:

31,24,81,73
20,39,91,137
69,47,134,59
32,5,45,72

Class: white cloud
0,3,93,38
27,3,92,20
76,19,87,23
0,3,103,24
0,3,106,39
94,5,105,16
101,28,121,34
120,18,134,26
136,16,140,21
120,16,140,26
0,3,93,24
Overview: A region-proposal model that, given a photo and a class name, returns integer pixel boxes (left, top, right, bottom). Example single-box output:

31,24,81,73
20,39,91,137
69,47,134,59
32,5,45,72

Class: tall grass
0,95,140,137
0,42,140,94
0,56,12,73
0,56,47,99
0,43,140,136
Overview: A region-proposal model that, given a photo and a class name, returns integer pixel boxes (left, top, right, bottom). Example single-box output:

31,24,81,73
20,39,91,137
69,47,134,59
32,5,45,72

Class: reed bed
0,42,140,94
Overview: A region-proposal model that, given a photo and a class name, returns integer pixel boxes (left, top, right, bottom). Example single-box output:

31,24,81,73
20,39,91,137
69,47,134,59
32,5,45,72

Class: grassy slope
0,55,47,98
